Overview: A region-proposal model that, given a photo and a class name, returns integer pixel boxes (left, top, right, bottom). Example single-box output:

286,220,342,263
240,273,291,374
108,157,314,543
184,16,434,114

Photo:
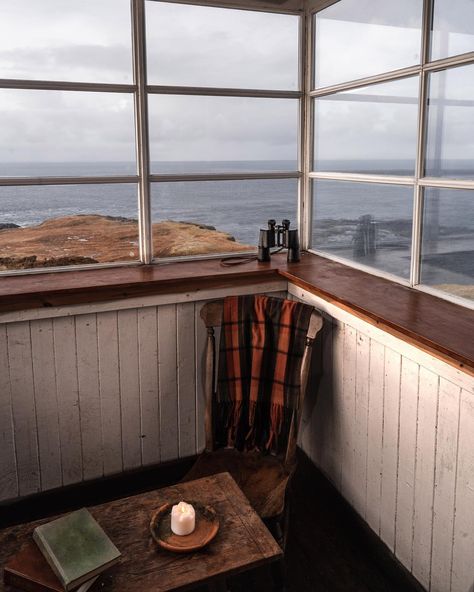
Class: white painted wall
290,284,474,592
0,281,285,504
2,279,474,592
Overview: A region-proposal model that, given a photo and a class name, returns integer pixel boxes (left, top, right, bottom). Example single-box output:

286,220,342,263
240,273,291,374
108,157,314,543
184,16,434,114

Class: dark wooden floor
228,452,423,592
1,451,423,592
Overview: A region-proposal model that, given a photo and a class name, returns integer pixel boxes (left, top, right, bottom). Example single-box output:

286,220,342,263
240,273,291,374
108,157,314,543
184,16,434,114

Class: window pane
312,180,413,278
313,77,419,175
145,1,299,90
0,184,139,271
151,179,297,257
314,0,422,88
149,96,298,174
431,0,474,61
0,0,133,83
0,90,136,177
420,188,474,301
425,65,474,179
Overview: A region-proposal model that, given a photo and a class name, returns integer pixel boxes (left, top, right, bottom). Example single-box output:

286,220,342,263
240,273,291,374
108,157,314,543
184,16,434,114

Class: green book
33,508,121,591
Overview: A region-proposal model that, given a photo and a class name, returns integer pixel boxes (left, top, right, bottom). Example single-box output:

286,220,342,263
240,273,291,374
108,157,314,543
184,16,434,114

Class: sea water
0,160,472,287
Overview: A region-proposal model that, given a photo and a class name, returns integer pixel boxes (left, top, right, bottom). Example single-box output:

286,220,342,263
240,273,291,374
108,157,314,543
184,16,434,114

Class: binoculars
258,219,300,263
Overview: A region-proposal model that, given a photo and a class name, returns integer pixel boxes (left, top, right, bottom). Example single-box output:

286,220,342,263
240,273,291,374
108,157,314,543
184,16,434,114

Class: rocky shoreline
0,214,252,271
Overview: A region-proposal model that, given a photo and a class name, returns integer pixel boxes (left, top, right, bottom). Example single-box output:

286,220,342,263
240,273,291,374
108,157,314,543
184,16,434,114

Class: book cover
3,541,99,592
33,508,120,591
3,541,63,592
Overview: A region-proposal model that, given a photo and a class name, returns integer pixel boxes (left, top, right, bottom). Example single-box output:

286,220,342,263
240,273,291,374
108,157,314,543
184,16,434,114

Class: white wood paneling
176,302,197,459
291,285,474,592
395,357,419,568
430,379,461,592
412,367,438,590
30,319,62,492
380,347,401,553
0,325,17,500
53,316,82,486
353,331,369,519
365,338,384,537
451,388,474,592
332,320,344,491
341,324,357,506
3,279,474,592
157,304,179,463
6,322,40,496
0,283,285,504
75,314,103,481
118,309,142,471
138,307,160,467
97,311,123,476
195,301,207,454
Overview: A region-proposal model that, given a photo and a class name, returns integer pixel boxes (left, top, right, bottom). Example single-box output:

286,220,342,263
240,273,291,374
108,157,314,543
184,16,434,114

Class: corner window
310,0,474,305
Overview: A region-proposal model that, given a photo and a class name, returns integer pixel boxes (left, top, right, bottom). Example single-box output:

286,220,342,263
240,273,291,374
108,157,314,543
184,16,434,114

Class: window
310,0,474,305
0,0,300,270
2,0,472,309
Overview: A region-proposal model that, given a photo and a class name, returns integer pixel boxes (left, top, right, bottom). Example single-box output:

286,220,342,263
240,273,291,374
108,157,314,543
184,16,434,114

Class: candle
171,501,195,536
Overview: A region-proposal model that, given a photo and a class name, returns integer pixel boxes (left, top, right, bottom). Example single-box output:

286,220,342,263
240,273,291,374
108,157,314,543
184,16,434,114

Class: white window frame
2,0,473,311
0,0,304,273
307,0,474,309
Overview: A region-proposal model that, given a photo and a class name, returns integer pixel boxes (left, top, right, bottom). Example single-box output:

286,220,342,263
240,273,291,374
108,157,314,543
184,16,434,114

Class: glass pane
425,65,474,179
146,2,299,90
420,188,474,301
151,179,297,257
314,0,422,88
0,90,136,177
431,0,474,61
313,77,419,175
149,96,298,174
312,180,413,278
0,184,139,271
0,0,133,83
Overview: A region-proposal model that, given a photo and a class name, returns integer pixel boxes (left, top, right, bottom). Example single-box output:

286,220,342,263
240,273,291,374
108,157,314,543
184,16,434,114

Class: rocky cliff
0,215,252,270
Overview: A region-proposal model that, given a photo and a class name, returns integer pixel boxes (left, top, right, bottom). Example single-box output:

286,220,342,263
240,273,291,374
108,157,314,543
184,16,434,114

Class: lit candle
171,501,195,536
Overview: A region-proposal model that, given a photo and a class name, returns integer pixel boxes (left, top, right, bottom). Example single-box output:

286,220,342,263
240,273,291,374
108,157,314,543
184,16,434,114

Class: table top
0,472,282,592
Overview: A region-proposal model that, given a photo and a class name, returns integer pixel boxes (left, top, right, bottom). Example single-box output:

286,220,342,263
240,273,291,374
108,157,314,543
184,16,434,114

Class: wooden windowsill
0,252,473,374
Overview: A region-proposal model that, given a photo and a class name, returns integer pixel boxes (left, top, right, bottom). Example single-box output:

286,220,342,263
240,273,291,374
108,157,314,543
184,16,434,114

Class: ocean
0,160,472,286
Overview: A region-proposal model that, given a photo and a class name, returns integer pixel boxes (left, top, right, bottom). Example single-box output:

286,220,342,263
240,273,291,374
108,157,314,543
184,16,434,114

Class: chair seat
182,448,293,519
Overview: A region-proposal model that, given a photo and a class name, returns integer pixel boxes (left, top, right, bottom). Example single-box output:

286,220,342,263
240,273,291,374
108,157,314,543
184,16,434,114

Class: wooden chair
182,298,323,545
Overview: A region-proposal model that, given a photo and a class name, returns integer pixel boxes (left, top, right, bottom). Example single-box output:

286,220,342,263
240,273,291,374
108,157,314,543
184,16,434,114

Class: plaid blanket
215,294,314,454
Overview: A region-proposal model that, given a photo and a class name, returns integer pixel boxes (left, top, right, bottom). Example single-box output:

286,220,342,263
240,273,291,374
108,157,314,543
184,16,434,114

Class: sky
0,0,472,168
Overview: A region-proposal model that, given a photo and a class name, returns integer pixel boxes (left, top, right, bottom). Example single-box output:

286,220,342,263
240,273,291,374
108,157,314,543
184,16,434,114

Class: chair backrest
200,298,323,467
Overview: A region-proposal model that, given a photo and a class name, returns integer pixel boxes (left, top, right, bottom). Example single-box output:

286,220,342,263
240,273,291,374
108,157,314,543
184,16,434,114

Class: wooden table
0,472,282,592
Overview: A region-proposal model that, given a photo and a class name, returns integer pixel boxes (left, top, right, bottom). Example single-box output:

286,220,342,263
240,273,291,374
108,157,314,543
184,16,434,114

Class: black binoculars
258,219,300,263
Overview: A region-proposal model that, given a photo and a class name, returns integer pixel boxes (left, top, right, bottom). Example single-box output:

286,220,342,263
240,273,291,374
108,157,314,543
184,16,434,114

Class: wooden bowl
150,501,219,553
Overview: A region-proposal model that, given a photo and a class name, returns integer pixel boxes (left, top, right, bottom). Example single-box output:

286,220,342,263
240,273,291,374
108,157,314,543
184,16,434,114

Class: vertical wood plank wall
289,285,474,592
2,280,474,592
0,283,286,505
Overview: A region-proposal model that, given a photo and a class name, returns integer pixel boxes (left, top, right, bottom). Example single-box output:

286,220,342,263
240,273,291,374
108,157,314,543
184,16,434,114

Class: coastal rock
0,255,98,269
0,223,20,230
0,214,252,271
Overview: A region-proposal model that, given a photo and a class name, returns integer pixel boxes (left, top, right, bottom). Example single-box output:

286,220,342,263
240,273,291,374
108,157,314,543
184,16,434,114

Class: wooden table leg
208,576,228,592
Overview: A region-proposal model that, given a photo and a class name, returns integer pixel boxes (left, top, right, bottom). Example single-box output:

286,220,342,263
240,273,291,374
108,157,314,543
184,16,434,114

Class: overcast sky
0,0,472,167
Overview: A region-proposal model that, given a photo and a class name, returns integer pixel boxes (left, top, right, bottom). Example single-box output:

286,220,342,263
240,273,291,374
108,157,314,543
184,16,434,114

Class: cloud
0,90,135,162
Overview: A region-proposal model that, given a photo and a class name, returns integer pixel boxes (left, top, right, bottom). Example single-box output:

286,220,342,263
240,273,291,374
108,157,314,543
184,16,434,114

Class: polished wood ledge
0,252,473,374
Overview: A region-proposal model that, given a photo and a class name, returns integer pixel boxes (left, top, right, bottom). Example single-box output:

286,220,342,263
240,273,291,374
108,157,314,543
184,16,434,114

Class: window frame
0,0,303,273
2,0,473,311
307,0,474,309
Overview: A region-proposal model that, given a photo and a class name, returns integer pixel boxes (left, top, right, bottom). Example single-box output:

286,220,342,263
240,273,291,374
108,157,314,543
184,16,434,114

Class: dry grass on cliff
0,215,252,270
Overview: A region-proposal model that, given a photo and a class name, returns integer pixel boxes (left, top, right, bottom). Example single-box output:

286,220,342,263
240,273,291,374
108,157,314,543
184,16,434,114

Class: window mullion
132,0,153,265
410,0,433,287
300,8,313,251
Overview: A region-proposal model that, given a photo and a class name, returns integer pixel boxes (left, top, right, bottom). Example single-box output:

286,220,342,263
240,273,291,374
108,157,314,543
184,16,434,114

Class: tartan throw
215,294,314,455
